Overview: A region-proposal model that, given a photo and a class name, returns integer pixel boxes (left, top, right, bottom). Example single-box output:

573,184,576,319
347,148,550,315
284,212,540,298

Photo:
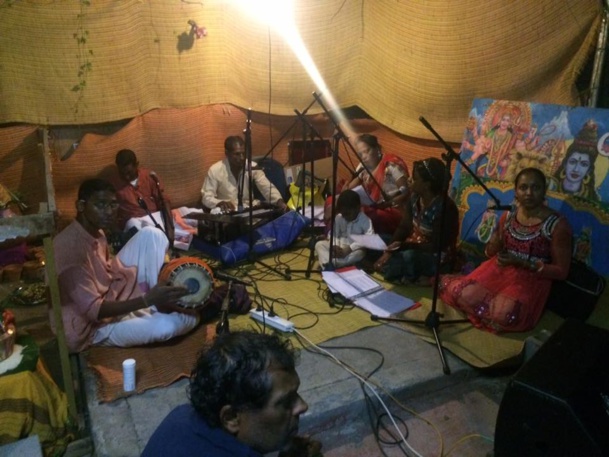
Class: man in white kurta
201,135,287,213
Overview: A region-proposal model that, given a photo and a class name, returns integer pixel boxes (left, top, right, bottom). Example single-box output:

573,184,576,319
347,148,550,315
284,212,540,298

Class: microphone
214,270,252,286
150,171,164,198
137,197,148,210
150,171,160,185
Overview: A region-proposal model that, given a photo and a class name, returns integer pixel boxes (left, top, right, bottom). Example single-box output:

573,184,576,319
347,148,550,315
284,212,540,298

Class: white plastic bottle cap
122,358,136,392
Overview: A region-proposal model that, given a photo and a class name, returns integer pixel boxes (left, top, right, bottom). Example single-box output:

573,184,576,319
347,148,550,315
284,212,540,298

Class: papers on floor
353,289,415,317
322,267,415,317
350,234,387,251
322,267,383,299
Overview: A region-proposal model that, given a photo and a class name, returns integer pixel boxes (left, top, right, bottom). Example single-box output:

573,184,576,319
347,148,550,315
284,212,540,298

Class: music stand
370,116,511,375
309,92,392,271
285,92,376,277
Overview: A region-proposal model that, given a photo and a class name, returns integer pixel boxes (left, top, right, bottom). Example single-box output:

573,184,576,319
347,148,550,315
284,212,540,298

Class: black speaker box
495,319,609,456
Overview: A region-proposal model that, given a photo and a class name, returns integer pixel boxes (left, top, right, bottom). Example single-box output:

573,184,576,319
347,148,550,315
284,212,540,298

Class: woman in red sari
340,134,410,236
439,167,572,333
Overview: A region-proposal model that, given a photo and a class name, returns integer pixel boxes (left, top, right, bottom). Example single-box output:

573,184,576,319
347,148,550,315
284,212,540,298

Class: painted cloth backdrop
454,99,609,277
0,0,601,141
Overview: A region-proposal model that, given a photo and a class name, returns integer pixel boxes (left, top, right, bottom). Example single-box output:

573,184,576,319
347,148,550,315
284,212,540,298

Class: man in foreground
142,331,323,457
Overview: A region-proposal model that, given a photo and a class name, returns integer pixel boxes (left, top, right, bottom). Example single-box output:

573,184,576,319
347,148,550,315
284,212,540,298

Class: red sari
439,210,571,333
357,153,409,235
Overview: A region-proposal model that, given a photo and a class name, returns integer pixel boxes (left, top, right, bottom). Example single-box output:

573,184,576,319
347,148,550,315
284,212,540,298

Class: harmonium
185,205,281,245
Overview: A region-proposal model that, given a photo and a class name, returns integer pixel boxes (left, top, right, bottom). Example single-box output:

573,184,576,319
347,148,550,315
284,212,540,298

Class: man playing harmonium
201,135,288,213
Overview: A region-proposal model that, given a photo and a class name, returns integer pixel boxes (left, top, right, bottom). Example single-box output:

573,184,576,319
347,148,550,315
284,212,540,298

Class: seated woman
373,157,459,285
326,134,410,237
439,167,572,333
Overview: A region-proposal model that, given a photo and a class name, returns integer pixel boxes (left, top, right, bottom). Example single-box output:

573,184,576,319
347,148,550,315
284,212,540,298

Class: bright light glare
230,0,295,32
229,0,351,132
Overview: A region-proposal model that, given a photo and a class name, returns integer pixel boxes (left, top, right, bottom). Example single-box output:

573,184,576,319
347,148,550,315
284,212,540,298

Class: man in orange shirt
53,178,198,352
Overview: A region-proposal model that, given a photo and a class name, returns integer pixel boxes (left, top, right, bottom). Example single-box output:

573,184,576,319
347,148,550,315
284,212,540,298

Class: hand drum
158,257,215,308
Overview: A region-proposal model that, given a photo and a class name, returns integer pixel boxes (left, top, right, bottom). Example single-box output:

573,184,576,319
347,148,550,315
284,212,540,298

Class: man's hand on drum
145,282,194,315
217,201,235,213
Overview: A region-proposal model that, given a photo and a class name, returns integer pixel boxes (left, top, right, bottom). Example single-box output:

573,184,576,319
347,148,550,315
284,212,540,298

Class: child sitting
315,189,375,270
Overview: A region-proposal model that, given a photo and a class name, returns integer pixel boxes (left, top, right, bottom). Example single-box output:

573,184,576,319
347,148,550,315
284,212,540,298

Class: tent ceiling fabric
0,0,602,141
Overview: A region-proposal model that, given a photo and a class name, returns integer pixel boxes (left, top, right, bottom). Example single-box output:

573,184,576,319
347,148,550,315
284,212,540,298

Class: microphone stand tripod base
370,310,469,375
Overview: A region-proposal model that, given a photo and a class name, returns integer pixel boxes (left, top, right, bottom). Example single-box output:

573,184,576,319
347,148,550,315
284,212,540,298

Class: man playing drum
52,178,199,353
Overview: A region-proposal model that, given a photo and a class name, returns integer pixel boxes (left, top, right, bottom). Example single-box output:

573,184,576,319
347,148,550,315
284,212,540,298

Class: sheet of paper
354,290,415,317
352,185,375,206
350,234,387,251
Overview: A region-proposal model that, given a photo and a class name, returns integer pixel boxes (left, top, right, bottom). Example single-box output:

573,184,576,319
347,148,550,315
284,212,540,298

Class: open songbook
322,267,383,299
322,267,415,317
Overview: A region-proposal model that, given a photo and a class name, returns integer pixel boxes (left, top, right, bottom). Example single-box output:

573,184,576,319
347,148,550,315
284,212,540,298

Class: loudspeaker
495,319,609,456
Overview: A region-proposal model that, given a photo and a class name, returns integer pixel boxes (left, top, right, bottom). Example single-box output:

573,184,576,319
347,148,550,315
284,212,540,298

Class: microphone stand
284,92,391,277
418,116,510,211
370,117,510,375
287,109,332,278
257,97,318,163
150,173,175,253
310,91,384,272
243,108,291,280
258,94,356,177
137,197,171,245
215,280,232,335
309,92,391,205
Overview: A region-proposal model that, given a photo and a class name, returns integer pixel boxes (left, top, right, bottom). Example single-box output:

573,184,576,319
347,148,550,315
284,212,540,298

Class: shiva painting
453,99,609,276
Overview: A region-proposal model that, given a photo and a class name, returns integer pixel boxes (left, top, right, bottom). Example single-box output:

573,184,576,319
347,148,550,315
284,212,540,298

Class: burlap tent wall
0,127,47,214
0,106,446,229
0,0,603,228
0,0,602,139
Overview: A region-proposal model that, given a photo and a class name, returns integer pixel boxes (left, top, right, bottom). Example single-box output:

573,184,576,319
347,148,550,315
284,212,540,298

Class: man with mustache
143,331,323,457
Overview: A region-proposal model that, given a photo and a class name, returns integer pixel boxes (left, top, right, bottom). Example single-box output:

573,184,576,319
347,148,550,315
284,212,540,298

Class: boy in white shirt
315,189,375,270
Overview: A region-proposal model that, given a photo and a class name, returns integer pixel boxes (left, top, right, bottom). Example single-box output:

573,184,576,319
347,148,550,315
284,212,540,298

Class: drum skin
158,257,215,308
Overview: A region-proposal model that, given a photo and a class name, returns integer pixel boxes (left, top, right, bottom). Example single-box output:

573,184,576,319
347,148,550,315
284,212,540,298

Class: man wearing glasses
52,178,199,353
